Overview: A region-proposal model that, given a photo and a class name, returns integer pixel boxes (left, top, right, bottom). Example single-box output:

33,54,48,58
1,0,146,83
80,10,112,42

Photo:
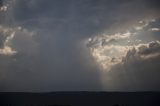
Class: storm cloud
0,0,160,91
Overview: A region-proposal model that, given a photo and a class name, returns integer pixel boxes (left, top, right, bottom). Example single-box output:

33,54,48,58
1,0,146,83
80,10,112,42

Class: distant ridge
0,92,160,106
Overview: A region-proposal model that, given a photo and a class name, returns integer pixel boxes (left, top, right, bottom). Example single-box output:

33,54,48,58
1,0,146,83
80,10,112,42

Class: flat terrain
0,92,160,106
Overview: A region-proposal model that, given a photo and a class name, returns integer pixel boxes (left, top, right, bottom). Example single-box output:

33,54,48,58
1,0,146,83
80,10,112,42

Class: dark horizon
1,91,160,106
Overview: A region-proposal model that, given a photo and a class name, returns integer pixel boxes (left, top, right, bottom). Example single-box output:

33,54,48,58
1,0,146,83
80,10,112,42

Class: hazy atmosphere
0,0,160,92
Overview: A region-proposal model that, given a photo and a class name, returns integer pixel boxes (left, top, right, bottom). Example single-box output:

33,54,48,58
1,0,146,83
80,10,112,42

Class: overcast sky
0,0,160,92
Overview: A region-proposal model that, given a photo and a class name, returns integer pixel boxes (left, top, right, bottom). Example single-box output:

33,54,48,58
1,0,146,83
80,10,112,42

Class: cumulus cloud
0,25,36,56
103,41,160,91
137,41,160,56
87,31,136,70
87,18,160,91
123,41,160,62
0,25,16,55
0,46,16,55
0,5,7,12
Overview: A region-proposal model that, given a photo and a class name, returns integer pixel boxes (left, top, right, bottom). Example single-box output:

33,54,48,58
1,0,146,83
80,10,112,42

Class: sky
0,0,160,92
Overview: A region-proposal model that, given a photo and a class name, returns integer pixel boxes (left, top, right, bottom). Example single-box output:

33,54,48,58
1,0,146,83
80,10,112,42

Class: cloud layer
0,0,160,91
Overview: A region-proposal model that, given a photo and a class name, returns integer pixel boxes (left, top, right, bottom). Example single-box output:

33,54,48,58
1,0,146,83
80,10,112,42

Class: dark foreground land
0,92,160,106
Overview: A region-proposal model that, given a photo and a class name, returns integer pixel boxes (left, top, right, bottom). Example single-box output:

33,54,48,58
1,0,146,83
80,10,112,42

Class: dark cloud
0,0,160,91
12,0,160,36
138,41,160,55
147,0,160,10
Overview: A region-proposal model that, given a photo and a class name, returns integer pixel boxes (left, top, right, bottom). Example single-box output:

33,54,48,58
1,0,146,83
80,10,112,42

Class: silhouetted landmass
0,92,160,106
